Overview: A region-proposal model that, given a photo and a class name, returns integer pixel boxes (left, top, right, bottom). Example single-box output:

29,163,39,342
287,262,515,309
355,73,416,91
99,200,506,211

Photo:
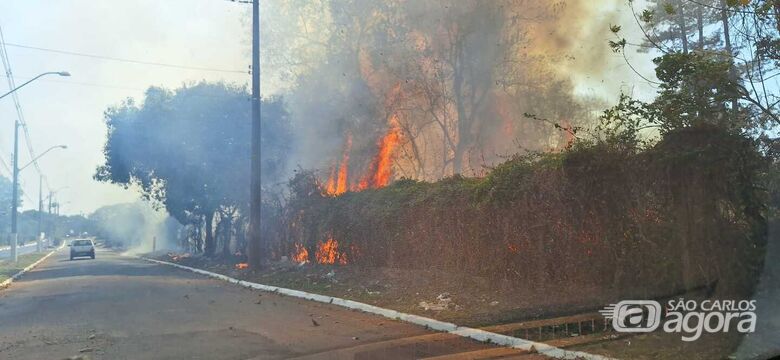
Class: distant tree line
0,175,94,244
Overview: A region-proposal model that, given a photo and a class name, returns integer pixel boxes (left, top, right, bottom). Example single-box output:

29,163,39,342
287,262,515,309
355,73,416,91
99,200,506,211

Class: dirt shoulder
144,251,617,327
0,252,49,283
142,252,757,360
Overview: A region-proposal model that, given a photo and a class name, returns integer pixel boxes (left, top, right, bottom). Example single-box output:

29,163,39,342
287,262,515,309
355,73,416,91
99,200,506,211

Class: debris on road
418,292,456,311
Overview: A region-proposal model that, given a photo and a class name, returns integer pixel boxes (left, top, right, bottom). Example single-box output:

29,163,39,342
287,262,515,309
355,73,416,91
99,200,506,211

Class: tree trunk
677,0,689,54
696,5,704,50
452,59,468,175
721,0,738,111
204,211,216,256
222,211,233,256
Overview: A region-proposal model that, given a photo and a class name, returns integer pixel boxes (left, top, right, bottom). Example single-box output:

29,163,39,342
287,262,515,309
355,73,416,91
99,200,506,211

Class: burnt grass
144,126,773,359
144,252,752,360
146,251,609,326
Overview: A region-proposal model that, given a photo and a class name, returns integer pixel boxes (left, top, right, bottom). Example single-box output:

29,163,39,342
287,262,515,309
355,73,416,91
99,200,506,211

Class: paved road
0,248,506,360
0,243,39,259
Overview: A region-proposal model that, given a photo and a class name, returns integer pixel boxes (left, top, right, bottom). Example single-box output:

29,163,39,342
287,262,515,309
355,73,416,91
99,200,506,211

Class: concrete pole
10,119,19,262
37,175,42,252
248,0,263,268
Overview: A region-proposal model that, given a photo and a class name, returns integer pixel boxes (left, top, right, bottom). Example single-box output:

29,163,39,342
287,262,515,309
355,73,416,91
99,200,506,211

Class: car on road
69,239,95,260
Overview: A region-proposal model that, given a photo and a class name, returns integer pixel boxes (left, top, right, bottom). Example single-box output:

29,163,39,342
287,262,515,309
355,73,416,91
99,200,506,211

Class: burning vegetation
273,1,614,195
282,125,768,300
291,237,348,265
323,116,404,196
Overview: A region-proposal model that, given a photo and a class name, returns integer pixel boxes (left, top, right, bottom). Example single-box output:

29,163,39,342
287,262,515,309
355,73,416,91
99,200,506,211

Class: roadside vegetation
0,252,48,283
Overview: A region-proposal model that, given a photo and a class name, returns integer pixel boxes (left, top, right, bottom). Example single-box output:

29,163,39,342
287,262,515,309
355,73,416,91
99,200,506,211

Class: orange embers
292,243,309,264
168,252,191,262
507,243,520,254
291,238,348,265
235,263,249,270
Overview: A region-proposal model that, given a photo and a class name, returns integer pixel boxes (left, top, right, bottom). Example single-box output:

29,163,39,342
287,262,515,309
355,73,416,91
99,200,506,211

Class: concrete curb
138,256,615,360
0,245,62,289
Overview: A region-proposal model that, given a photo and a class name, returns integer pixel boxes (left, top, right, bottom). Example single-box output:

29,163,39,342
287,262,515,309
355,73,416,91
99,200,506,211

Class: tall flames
359,114,403,190
325,132,353,196
323,115,403,196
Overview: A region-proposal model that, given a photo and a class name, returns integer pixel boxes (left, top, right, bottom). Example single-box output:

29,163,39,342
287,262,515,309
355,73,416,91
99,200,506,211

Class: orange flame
235,263,249,270
315,237,348,265
357,115,403,190
325,133,353,196
292,243,309,264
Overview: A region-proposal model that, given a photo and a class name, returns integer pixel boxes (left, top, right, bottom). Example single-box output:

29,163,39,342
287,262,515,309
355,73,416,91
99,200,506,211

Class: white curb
139,256,615,360
0,245,62,289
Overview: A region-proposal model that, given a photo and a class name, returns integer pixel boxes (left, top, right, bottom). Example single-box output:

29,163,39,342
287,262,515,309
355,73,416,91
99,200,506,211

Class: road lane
0,248,498,360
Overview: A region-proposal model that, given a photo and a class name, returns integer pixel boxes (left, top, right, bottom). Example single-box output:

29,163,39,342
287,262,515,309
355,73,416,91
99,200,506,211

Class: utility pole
37,175,42,252
47,191,52,243
51,199,57,245
9,119,19,262
248,0,263,269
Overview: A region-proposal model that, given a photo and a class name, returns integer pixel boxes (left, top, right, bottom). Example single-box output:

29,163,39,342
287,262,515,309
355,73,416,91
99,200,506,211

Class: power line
0,75,146,92
0,26,57,202
0,26,44,179
1,42,248,74
1,74,252,100
0,155,11,177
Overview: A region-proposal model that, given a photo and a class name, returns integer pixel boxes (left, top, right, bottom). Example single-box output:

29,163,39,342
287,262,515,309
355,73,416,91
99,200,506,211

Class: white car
69,239,95,260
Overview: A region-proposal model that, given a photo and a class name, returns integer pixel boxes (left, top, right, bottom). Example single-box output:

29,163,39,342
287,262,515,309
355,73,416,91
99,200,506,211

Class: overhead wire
0,25,48,201
1,42,248,74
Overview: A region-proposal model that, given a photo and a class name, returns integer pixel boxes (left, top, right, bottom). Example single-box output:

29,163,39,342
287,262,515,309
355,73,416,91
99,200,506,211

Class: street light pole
4,71,70,262
9,120,19,261
9,144,66,262
248,0,263,268
37,175,43,252
0,71,70,101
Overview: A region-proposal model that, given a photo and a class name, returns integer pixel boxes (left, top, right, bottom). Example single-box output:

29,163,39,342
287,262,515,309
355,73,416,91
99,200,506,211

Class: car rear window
73,240,92,246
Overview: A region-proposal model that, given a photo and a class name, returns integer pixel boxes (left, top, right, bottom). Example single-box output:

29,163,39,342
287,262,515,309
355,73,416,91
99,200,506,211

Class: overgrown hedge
277,125,768,299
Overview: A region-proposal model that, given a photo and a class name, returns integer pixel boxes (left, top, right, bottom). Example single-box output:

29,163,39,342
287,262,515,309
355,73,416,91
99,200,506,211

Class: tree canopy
95,82,291,254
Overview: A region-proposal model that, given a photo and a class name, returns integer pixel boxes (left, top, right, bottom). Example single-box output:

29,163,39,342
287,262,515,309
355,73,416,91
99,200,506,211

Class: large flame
322,117,403,195
324,132,353,196
357,115,403,190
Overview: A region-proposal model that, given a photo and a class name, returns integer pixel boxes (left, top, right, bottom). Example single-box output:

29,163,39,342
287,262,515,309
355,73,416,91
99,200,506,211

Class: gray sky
0,0,250,215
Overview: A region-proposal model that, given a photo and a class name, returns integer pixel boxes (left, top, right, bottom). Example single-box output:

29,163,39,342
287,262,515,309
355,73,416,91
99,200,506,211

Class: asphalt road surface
0,248,519,360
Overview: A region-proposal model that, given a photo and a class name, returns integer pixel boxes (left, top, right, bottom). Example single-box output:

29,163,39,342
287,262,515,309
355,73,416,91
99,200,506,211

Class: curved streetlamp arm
19,145,67,172
0,71,71,101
